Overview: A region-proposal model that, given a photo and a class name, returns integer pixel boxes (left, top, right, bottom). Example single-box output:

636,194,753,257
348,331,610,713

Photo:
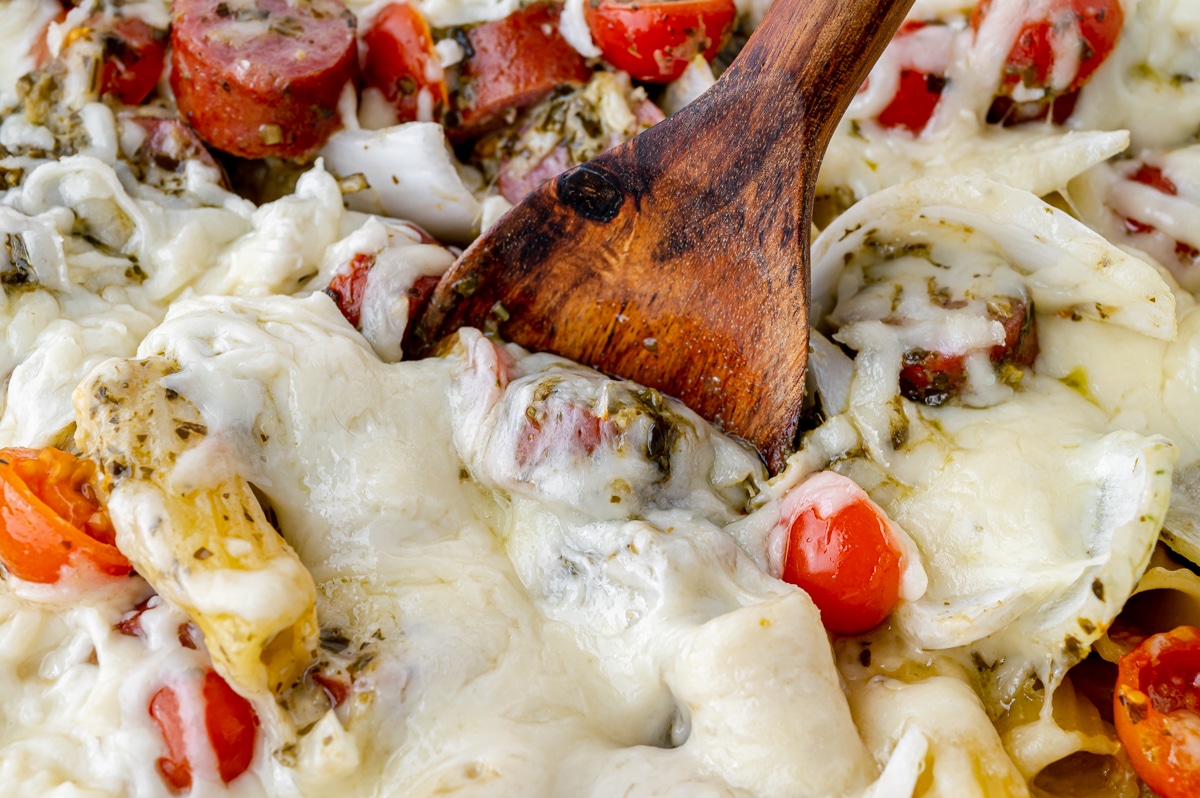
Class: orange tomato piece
0,446,132,584
362,2,448,122
1115,626,1200,798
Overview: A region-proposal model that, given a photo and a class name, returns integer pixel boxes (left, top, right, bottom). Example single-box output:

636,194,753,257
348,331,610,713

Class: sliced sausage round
170,0,358,159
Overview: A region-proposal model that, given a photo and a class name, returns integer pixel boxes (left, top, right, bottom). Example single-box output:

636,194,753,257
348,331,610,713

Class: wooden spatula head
407,0,915,472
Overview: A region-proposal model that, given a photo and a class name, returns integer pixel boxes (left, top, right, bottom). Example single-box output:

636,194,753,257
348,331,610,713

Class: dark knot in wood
556,164,624,223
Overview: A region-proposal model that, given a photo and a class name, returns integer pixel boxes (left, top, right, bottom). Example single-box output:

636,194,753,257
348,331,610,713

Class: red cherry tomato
780,472,904,635
0,447,132,584
1131,163,1178,196
876,68,946,134
326,252,375,329
583,0,736,83
973,0,1122,124
1114,626,1200,798
150,669,259,790
362,3,448,122
898,295,1038,406
873,21,948,134
60,15,168,105
98,16,167,105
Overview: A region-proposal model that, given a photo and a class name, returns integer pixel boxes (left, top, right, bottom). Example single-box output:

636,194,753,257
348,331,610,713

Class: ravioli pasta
0,0,1199,796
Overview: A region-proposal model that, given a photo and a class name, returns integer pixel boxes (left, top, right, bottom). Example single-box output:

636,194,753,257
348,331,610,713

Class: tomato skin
876,68,946,134
326,252,375,329
973,0,1122,124
0,447,131,584
95,16,167,105
780,472,904,636
60,15,168,105
204,670,259,783
1114,626,1200,798
870,21,949,135
362,3,448,122
150,669,259,790
583,0,736,83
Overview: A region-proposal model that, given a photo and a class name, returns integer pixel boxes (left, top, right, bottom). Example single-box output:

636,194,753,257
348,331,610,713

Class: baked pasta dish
0,0,1197,795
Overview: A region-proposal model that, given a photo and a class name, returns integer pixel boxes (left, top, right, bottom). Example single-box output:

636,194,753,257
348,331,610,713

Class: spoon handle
733,0,916,126
675,0,915,185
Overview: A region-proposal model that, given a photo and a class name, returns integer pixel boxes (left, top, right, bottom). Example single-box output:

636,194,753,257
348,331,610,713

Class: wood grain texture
407,0,915,472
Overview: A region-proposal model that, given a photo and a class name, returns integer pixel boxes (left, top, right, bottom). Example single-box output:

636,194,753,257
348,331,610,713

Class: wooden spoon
406,0,915,472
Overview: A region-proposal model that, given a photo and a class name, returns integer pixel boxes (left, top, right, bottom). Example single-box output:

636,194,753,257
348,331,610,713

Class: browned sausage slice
170,0,358,159
448,3,591,140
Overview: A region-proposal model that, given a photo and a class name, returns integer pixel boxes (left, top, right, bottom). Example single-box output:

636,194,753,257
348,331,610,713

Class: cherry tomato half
584,0,736,83
0,447,131,584
60,15,168,105
150,669,259,790
362,2,448,123
898,295,1038,407
1114,626,1200,798
873,21,949,135
779,472,904,636
973,0,1122,124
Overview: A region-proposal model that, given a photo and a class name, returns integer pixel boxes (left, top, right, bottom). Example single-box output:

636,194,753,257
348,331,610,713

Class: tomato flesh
150,684,193,791
1115,626,1200,798
63,15,168,105
872,21,948,134
1120,163,1183,242
0,447,131,584
204,670,259,783
583,0,736,83
780,474,903,636
326,252,375,329
150,669,259,790
362,3,447,122
876,68,945,134
973,0,1123,125
898,296,1037,407
516,401,609,467
1131,163,1178,197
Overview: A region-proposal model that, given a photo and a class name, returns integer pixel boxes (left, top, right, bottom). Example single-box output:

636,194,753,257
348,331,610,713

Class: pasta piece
72,356,319,696
999,676,1137,796
801,175,1178,711
1094,549,1200,663
847,675,1028,797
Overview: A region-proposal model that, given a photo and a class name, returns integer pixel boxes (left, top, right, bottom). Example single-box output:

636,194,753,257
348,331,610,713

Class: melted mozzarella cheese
0,0,59,109
103,294,891,796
